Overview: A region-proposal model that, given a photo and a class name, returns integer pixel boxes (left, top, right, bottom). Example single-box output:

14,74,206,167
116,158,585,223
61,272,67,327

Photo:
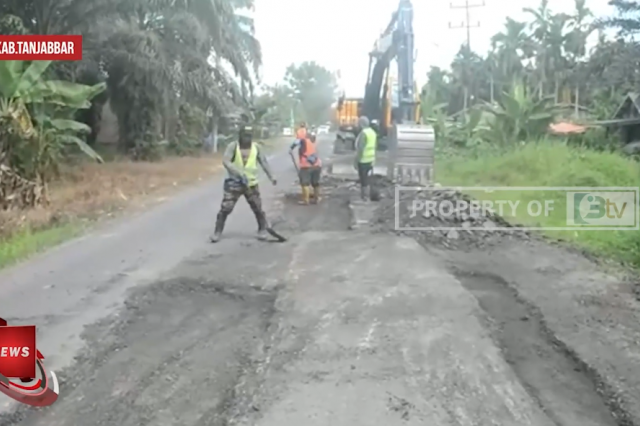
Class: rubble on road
317,175,531,250
371,178,531,250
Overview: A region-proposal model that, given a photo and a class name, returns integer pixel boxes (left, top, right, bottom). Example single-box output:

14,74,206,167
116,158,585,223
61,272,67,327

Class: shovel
259,210,287,242
289,151,299,175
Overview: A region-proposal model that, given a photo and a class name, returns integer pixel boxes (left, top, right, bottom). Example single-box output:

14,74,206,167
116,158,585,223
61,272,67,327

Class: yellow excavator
333,0,435,184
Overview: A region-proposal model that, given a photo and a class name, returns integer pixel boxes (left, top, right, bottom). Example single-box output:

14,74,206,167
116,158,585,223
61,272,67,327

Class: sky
253,0,614,97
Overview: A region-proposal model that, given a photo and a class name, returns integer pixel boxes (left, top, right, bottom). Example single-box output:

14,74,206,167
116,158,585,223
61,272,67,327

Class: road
0,134,638,425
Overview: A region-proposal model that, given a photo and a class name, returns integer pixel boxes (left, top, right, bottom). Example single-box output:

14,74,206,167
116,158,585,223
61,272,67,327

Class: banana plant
457,107,488,147
480,83,559,146
0,60,105,197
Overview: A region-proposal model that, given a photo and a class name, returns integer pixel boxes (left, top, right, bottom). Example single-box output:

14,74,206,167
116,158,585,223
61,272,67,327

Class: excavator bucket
387,124,435,185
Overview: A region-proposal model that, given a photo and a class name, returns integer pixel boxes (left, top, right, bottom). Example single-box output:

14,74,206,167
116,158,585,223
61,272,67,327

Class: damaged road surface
1,135,638,425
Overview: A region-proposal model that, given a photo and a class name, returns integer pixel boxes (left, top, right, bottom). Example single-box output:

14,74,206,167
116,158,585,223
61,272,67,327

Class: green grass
437,141,640,267
0,223,85,269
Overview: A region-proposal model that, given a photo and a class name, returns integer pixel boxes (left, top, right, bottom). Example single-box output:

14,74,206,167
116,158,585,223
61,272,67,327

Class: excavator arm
363,0,421,133
362,0,435,184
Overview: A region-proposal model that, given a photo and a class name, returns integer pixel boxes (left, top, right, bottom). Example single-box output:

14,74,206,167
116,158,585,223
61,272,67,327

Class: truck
333,97,362,152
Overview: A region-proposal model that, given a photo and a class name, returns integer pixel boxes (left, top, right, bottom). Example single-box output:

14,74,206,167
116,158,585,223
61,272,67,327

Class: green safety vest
360,127,377,164
230,142,259,185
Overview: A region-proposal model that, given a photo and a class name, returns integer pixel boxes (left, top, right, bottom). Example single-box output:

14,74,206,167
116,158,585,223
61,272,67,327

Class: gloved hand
271,178,277,186
240,175,248,186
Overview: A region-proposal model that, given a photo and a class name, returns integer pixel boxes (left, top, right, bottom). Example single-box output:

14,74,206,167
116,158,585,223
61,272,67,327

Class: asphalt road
0,134,636,425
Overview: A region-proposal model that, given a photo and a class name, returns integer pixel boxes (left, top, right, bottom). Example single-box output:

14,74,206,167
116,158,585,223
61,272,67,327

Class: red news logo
0,35,82,61
0,318,59,407
0,323,36,379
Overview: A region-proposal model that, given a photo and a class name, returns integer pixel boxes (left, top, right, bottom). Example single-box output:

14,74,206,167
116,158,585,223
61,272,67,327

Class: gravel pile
369,179,532,250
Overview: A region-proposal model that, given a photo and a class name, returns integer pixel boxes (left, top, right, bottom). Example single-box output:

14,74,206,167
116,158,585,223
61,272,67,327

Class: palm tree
0,0,263,158
490,18,529,86
524,0,554,97
564,0,594,112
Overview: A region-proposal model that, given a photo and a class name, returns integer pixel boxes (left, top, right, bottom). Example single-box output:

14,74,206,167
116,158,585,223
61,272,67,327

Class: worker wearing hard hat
354,116,377,201
210,124,277,243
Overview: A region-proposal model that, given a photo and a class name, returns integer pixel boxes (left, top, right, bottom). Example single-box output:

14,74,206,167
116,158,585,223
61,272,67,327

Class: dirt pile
369,178,532,250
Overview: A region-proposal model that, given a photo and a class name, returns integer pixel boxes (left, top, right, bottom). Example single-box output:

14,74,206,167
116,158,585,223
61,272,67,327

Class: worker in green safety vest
353,116,377,201
211,124,277,243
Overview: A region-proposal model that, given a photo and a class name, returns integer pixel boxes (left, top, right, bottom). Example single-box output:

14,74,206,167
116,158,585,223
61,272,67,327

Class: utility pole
448,0,484,49
448,0,484,110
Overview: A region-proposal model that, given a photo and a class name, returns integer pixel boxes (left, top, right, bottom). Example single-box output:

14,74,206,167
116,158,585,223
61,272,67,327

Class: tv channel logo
566,190,638,228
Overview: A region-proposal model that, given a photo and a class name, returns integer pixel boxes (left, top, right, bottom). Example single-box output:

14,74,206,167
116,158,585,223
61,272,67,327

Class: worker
354,116,377,201
210,124,277,243
296,122,307,139
290,133,322,205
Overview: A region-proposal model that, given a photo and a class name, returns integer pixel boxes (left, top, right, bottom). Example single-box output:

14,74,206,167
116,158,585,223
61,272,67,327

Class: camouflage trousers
216,179,266,229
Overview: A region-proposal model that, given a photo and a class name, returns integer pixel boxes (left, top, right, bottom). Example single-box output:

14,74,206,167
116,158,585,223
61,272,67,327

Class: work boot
311,186,321,204
210,214,226,243
361,185,370,202
299,186,310,205
256,214,268,240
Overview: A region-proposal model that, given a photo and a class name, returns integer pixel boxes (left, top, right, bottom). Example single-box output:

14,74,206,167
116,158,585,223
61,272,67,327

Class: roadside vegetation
0,0,269,267
426,0,640,267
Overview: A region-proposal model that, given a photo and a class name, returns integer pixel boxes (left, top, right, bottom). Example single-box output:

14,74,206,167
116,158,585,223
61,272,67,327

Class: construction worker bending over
354,116,377,201
290,134,322,205
210,125,277,243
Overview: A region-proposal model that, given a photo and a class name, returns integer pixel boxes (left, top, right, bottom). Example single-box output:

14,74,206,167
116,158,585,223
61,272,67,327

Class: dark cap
239,125,253,136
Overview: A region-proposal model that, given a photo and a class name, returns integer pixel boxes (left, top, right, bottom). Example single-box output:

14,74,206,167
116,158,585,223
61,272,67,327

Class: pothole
453,269,624,426
1,277,278,426
279,178,353,233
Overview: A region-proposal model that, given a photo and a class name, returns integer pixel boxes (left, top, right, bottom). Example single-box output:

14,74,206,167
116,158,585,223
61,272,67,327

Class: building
595,93,640,148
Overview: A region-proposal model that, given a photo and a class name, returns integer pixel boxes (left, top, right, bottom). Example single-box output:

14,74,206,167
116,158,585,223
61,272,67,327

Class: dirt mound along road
371,181,533,250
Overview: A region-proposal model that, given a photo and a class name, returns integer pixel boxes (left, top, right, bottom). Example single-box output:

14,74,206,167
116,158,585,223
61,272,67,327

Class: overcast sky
253,0,614,97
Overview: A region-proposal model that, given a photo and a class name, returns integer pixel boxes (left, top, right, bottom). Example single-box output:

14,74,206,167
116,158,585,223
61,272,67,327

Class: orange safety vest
298,138,321,168
296,128,307,139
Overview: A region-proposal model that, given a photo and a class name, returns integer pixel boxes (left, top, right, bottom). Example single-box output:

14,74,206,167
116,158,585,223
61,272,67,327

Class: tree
0,0,265,210
601,0,640,35
0,0,263,159
418,0,640,148
284,62,337,125
254,85,298,129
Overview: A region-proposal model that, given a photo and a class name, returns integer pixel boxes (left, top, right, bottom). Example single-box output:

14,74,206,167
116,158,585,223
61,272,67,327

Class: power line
448,0,485,50
448,0,485,106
